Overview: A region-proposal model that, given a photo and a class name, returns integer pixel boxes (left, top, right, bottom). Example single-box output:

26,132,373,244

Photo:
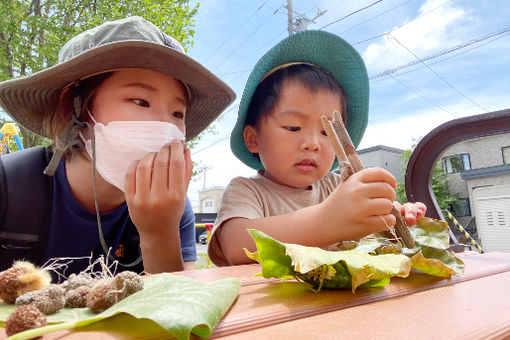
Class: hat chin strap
45,92,142,269
85,120,142,269
43,118,83,176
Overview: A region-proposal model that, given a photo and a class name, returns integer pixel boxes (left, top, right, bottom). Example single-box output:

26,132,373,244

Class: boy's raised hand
124,140,193,272
394,201,427,226
320,167,398,240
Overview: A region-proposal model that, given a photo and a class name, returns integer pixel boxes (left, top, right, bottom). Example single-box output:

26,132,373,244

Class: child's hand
124,139,193,272
394,201,427,226
320,167,398,240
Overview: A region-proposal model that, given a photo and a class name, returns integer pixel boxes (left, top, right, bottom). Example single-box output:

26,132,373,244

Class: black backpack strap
0,146,53,270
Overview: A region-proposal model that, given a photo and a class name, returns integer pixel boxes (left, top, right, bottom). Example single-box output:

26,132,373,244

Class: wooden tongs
320,111,415,248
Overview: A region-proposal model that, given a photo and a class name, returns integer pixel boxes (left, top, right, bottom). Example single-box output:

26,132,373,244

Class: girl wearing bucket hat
208,30,425,266
0,17,235,275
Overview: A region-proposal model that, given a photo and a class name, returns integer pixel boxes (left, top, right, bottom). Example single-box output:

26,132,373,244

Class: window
442,154,471,174
503,146,510,164
201,197,215,213
451,198,471,217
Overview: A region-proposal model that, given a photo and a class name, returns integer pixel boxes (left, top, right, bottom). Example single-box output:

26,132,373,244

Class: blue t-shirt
41,160,196,275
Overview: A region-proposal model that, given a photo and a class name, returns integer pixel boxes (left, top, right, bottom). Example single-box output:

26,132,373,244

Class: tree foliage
0,0,199,148
396,140,460,212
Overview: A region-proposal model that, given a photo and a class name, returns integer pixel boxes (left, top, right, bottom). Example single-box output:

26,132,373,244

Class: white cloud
363,0,472,73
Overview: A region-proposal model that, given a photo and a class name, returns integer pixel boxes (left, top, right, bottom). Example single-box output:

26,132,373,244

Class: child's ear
243,125,259,153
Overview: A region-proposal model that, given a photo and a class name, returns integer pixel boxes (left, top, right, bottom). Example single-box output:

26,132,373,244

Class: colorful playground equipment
0,123,24,155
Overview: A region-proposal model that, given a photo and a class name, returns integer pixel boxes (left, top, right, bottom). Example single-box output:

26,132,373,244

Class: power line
378,30,510,80
389,73,460,117
352,0,455,46
213,6,282,72
220,29,287,84
337,0,416,36
387,33,490,112
194,134,231,155
319,0,384,30
203,2,268,64
370,25,510,80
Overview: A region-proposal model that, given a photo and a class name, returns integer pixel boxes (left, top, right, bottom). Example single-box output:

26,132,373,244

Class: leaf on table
4,273,240,340
246,229,411,292
410,247,465,276
409,217,450,249
406,218,465,276
243,229,296,281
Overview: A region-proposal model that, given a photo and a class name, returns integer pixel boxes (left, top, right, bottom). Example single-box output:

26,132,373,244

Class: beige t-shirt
208,171,342,266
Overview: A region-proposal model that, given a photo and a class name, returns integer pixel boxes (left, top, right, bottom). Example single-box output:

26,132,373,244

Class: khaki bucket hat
0,16,235,141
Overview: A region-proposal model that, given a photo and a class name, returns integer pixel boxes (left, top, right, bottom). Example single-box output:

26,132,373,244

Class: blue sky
185,0,510,207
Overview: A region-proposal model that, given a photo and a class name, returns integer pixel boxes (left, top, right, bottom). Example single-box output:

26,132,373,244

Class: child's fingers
415,202,427,217
366,213,396,232
183,147,193,190
356,167,397,189
151,143,171,190
364,197,395,216
135,152,157,195
124,160,139,197
401,202,427,225
168,140,186,193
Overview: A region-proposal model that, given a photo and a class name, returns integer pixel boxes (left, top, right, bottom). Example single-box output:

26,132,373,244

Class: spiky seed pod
0,261,51,304
86,280,119,313
5,305,47,336
15,284,66,315
61,273,95,292
113,271,144,298
65,285,92,308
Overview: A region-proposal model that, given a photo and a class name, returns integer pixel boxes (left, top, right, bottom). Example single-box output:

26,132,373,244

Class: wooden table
2,251,510,339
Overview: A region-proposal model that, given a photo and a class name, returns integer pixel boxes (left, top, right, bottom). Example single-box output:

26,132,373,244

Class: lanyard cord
85,121,142,268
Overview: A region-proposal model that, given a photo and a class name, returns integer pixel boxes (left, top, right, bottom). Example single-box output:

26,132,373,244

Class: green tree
0,0,199,148
396,140,460,212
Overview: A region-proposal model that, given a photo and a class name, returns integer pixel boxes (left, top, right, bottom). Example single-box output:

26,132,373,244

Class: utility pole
286,0,294,35
202,166,211,190
285,0,327,35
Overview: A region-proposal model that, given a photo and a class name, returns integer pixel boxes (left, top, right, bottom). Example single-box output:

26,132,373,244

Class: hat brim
0,41,235,141
231,30,369,170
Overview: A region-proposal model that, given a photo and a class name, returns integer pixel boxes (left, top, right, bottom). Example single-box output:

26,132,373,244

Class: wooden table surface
2,251,509,340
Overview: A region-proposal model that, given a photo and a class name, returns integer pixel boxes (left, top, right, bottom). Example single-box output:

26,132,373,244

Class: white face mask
81,115,185,192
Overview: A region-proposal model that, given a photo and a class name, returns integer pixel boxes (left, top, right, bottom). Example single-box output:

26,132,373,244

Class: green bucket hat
231,30,369,170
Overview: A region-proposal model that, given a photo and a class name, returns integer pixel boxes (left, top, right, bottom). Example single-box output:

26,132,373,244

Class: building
439,132,510,241
197,186,224,214
357,145,406,183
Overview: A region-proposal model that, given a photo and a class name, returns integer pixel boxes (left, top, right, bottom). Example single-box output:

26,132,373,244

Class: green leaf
410,247,465,277
246,229,411,292
2,274,240,340
409,217,450,249
244,229,296,281
407,218,465,276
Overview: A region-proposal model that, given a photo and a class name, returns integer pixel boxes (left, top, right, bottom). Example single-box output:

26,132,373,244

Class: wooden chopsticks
320,111,416,248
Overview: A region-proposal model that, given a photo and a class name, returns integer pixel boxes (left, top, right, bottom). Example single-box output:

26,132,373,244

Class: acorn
113,271,144,298
86,279,119,313
5,305,47,336
0,261,51,304
65,285,92,308
61,273,95,292
15,284,66,315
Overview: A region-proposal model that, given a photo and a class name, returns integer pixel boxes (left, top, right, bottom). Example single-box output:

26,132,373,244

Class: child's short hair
246,63,347,128
231,30,369,170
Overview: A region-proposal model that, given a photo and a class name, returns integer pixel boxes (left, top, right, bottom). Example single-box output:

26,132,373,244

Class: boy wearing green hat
208,30,425,266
